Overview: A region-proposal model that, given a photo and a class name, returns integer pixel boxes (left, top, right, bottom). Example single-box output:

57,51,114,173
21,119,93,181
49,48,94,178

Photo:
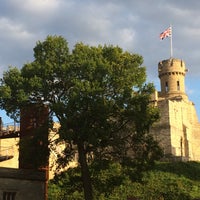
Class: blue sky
0,0,200,123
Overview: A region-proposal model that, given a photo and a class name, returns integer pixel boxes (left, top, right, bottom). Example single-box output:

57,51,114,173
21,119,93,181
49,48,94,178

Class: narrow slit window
165,82,168,92
177,81,180,91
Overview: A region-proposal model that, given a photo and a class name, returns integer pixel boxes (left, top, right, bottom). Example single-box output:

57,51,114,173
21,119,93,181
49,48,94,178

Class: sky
0,0,200,124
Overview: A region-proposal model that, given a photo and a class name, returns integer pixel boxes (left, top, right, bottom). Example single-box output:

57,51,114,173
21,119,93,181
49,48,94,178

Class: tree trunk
77,142,93,200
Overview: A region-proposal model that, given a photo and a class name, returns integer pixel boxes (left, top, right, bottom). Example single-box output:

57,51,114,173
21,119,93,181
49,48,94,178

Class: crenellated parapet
158,58,188,99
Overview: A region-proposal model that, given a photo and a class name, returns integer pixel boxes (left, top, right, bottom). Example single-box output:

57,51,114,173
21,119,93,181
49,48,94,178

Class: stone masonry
150,58,200,161
0,167,47,200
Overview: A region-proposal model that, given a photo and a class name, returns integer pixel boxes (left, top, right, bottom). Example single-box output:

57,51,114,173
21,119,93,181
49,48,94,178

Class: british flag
160,26,172,40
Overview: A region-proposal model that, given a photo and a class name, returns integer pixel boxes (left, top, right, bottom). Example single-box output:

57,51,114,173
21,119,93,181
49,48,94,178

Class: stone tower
151,58,200,161
158,58,188,100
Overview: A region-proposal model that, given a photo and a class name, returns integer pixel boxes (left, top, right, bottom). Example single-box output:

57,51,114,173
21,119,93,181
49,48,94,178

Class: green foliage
0,67,27,120
91,161,127,196
154,161,200,181
0,35,161,199
48,167,84,200
0,35,158,151
48,161,200,200
140,171,192,200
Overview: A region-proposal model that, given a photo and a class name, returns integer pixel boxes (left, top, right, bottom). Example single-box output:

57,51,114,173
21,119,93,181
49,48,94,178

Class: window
3,192,16,200
177,81,180,91
165,82,168,92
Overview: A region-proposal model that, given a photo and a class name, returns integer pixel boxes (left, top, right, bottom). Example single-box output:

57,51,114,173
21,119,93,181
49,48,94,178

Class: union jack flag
160,26,172,40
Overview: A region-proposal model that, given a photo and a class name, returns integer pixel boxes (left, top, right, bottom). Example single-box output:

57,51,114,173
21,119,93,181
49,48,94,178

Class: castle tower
158,58,188,100
150,58,200,161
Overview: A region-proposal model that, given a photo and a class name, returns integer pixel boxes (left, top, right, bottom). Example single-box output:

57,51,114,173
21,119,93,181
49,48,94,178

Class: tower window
165,82,168,92
177,81,180,91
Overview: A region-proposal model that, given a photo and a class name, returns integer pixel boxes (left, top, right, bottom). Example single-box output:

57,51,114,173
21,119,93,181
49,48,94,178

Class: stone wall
151,93,200,161
191,124,200,160
0,167,47,200
150,99,172,155
0,138,19,168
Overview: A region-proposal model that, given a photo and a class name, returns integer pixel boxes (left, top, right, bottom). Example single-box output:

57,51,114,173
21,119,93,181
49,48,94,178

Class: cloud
0,17,33,40
0,0,200,119
6,0,60,15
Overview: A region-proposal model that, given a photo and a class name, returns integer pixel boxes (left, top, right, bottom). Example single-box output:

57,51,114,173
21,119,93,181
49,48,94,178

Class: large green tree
0,36,161,200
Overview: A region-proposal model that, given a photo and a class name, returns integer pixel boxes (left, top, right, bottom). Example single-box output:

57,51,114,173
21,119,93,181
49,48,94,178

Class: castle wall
190,124,200,160
151,93,200,161
168,98,200,161
168,100,191,160
150,99,172,155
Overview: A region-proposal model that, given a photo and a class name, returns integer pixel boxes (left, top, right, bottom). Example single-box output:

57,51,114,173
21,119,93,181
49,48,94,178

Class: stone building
0,104,49,200
0,106,75,200
0,167,47,200
150,58,200,161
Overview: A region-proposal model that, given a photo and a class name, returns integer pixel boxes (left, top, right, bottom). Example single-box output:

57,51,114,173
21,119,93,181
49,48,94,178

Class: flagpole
159,25,173,57
170,25,173,58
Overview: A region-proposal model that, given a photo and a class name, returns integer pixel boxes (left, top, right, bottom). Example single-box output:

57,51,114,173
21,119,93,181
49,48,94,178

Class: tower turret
158,58,188,99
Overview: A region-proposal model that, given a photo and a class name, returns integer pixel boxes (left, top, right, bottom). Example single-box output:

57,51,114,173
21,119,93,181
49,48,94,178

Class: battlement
158,58,188,99
158,58,188,77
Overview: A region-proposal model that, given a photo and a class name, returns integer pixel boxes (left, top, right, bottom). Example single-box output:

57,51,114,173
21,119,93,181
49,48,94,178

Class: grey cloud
0,0,200,117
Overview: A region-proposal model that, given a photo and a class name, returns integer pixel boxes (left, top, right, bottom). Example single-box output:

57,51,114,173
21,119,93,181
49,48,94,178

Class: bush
48,161,200,200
